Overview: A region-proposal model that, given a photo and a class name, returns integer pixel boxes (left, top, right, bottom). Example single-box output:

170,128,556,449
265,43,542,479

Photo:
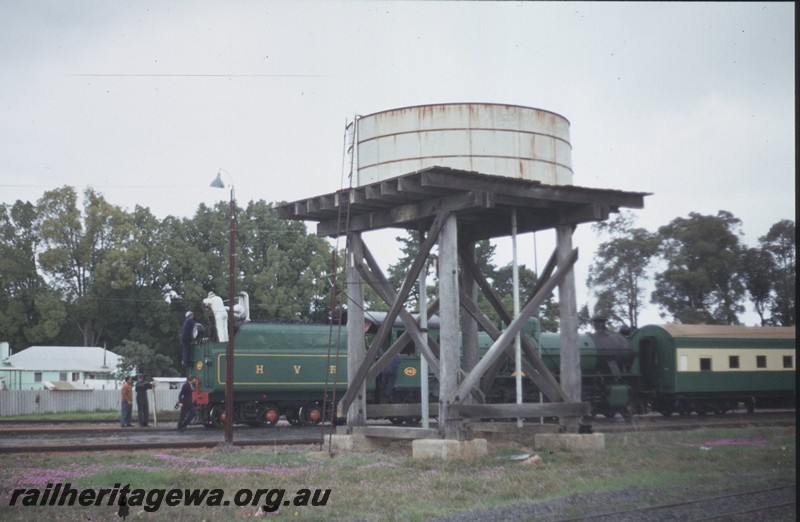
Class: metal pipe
225,187,236,444
419,230,429,429
512,209,522,428
212,169,236,446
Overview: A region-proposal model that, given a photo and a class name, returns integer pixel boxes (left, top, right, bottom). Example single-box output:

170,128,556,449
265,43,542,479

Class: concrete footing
411,438,488,460
326,434,392,453
534,433,605,453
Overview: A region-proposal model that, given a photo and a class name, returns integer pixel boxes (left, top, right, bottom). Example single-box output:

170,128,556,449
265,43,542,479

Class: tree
759,220,796,326
652,211,745,324
741,247,775,326
159,213,212,317
3,186,343,374
492,263,560,331
33,188,178,355
113,339,179,380
91,205,177,363
238,200,332,322
385,232,497,317
587,212,659,329
0,201,66,348
385,231,436,311
36,187,131,346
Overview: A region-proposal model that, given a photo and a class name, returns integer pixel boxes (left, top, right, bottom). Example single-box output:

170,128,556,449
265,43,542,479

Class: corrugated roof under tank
353,103,573,186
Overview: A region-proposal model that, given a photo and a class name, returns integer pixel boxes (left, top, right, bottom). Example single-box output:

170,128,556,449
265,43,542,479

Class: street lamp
211,168,236,445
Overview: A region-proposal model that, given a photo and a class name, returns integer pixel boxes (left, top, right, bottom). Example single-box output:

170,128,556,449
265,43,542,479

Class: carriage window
756,355,767,368
700,358,712,371
400,338,416,355
728,356,739,369
783,356,793,369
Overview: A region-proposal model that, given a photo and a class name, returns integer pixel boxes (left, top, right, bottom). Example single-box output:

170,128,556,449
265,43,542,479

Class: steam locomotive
187,293,795,427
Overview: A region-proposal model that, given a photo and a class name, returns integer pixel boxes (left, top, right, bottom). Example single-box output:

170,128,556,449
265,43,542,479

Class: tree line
1,186,794,375
587,211,795,330
1,187,332,375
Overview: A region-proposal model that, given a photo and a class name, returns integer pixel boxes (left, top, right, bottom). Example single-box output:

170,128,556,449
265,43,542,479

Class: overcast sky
1,1,794,326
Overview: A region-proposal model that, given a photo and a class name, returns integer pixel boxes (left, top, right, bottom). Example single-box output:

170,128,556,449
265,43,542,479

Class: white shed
0,343,121,390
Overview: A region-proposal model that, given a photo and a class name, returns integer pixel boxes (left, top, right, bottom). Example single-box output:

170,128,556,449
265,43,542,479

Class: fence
0,389,182,416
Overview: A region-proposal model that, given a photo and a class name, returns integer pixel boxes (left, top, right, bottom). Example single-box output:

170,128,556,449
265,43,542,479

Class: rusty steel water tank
354,103,573,186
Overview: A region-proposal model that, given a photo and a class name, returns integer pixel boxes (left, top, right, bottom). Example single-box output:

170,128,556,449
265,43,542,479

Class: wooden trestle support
277,167,647,439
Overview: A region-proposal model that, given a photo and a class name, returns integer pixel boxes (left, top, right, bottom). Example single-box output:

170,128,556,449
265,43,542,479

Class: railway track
555,484,796,521
589,410,796,433
0,422,330,454
0,410,793,453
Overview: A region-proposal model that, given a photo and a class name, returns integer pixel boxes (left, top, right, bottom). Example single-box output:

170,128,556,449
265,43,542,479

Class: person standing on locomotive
176,375,198,432
181,311,195,369
134,374,154,427
203,291,228,342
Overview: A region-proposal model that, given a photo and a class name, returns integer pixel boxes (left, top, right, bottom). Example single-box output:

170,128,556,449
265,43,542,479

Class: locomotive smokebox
588,328,635,375
353,103,573,186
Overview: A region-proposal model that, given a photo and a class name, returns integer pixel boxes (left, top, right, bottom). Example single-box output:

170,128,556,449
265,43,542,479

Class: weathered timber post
346,233,367,427
460,241,479,378
556,225,581,432
438,213,462,439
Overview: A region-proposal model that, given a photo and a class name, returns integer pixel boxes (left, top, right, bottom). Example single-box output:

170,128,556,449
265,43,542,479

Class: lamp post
211,169,236,445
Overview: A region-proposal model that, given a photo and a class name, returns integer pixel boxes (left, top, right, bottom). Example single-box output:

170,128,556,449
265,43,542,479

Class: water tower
279,102,647,452
353,103,573,186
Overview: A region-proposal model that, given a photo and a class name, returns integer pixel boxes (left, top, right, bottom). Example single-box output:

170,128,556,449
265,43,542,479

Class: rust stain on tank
355,103,573,186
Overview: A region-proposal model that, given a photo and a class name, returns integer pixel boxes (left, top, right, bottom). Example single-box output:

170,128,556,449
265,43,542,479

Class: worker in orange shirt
120,376,133,427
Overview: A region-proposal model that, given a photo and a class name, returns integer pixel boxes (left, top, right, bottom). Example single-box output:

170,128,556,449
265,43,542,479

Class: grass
0,426,795,521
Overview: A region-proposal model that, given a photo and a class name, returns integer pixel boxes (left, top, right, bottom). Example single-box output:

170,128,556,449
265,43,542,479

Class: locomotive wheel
285,408,302,426
208,405,225,428
241,401,263,427
299,402,323,426
202,409,216,428
261,404,280,427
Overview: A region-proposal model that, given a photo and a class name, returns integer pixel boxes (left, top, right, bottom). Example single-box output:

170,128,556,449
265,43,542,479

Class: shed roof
1,346,120,372
44,380,94,391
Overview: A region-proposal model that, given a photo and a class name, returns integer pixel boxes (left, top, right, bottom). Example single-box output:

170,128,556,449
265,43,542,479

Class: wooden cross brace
448,247,578,405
